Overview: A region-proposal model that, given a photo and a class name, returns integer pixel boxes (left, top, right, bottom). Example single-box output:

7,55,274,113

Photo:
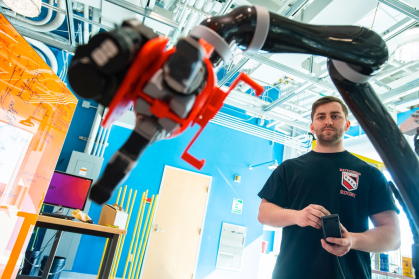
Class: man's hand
296,204,330,229
321,224,353,256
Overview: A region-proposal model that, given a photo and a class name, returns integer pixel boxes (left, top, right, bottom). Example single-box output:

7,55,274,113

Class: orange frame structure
0,14,78,278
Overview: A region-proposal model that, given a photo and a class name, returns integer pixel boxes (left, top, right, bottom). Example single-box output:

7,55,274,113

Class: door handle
155,224,164,233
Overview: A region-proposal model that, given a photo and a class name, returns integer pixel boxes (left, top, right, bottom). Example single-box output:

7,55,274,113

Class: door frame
140,165,213,279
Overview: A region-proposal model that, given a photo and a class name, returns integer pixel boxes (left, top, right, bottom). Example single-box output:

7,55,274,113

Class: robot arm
68,6,419,241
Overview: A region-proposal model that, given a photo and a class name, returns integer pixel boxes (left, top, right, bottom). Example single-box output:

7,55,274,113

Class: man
258,96,401,279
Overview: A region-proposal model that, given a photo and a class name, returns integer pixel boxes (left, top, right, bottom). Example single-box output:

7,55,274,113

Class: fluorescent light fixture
268,160,279,170
3,0,42,17
249,160,278,170
395,28,419,63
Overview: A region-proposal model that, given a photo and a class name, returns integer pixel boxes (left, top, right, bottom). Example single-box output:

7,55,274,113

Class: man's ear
345,120,351,132
310,123,314,133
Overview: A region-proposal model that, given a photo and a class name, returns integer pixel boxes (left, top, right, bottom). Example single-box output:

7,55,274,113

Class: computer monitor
43,171,93,210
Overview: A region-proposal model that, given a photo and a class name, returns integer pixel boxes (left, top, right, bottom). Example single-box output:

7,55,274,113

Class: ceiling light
249,160,278,170
394,28,419,63
268,160,279,170
3,0,42,17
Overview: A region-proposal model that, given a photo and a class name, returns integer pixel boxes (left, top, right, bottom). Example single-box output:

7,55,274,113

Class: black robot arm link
69,5,419,249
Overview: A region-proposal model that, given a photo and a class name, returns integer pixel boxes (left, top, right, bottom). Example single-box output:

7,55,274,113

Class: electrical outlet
82,100,91,108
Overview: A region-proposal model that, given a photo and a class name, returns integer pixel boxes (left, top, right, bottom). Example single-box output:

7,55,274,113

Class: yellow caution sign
403,257,414,278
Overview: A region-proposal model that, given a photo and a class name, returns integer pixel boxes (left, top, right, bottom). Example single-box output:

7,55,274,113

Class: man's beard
314,126,345,147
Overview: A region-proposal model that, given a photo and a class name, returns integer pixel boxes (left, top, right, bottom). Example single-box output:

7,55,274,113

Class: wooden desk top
37,215,126,235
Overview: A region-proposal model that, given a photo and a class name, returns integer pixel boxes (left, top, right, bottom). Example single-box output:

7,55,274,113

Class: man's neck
313,141,345,153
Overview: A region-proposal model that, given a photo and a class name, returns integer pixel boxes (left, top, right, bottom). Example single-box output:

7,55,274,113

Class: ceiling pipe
24,36,58,74
277,0,294,15
84,4,89,44
91,8,101,37
5,0,66,32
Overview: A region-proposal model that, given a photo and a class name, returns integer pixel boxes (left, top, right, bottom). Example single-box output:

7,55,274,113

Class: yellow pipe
116,186,122,205
127,190,148,279
350,152,385,170
97,186,122,278
120,185,128,207
112,190,137,279
136,194,159,279
97,239,109,279
131,195,154,279
122,192,145,279
313,139,384,169
110,188,133,279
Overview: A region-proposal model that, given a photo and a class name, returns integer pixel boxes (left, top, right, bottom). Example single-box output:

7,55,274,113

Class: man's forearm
350,225,401,253
258,202,299,228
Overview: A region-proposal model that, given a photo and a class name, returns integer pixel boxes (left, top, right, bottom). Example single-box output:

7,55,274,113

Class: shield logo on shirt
341,171,359,191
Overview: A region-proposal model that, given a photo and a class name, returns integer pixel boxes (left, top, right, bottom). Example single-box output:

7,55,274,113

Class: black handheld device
321,214,342,244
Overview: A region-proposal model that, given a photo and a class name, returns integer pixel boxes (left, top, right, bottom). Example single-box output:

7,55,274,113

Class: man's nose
324,116,333,125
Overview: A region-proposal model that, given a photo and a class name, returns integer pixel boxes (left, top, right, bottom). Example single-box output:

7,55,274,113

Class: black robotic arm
68,7,419,259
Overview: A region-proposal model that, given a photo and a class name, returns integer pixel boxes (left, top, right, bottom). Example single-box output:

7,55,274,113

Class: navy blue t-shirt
258,151,399,279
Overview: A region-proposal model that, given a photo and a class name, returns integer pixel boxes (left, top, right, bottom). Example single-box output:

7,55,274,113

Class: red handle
226,72,265,97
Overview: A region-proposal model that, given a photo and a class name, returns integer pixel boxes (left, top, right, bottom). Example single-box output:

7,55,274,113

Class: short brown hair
311,96,349,121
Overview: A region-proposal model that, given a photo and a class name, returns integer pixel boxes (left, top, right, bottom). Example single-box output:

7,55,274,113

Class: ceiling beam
13,26,76,53
244,54,336,92
104,0,179,29
378,0,419,22
65,0,76,47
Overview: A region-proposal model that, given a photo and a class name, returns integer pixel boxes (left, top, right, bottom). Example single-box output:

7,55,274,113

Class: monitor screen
44,171,93,210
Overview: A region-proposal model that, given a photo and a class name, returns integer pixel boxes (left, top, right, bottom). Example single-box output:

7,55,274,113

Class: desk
17,215,126,279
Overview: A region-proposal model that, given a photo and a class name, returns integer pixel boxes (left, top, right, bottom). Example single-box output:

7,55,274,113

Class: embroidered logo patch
340,169,360,191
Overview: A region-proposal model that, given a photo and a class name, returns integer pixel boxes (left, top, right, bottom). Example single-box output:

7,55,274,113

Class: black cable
18,231,63,274
336,256,346,279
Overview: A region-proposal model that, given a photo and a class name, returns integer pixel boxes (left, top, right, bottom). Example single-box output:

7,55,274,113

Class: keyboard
40,212,74,220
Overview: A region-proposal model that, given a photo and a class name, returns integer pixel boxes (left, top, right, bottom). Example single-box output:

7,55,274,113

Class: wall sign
231,198,243,214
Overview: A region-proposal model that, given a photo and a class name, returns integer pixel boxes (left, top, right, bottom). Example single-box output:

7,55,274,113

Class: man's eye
332,115,339,119
318,116,324,120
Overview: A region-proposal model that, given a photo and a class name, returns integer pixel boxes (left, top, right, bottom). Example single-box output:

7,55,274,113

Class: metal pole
131,195,154,279
65,0,77,47
128,191,148,279
136,194,158,279
100,125,112,158
112,190,137,279
122,192,146,279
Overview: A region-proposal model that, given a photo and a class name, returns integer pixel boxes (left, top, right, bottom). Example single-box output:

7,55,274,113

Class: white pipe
211,113,304,149
100,126,112,157
182,11,198,36
33,49,46,62
5,0,66,32
23,37,58,74
92,126,104,156
178,9,191,30
91,8,101,37
18,0,54,25
277,0,294,14
84,105,104,154
84,4,90,44
194,0,205,9
202,0,214,13
96,127,108,156
149,0,156,9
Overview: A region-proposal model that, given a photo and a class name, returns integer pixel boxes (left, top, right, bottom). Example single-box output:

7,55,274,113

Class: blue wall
70,122,283,278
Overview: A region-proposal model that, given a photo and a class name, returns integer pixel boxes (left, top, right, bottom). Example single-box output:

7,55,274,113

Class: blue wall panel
71,122,284,278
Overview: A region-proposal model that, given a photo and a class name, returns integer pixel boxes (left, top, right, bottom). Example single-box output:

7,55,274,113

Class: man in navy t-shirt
258,96,401,279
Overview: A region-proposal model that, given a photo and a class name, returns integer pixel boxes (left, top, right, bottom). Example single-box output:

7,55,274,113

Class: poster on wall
0,13,78,279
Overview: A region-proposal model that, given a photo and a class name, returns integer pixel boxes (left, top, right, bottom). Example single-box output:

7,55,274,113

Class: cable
336,256,346,279
18,231,64,275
